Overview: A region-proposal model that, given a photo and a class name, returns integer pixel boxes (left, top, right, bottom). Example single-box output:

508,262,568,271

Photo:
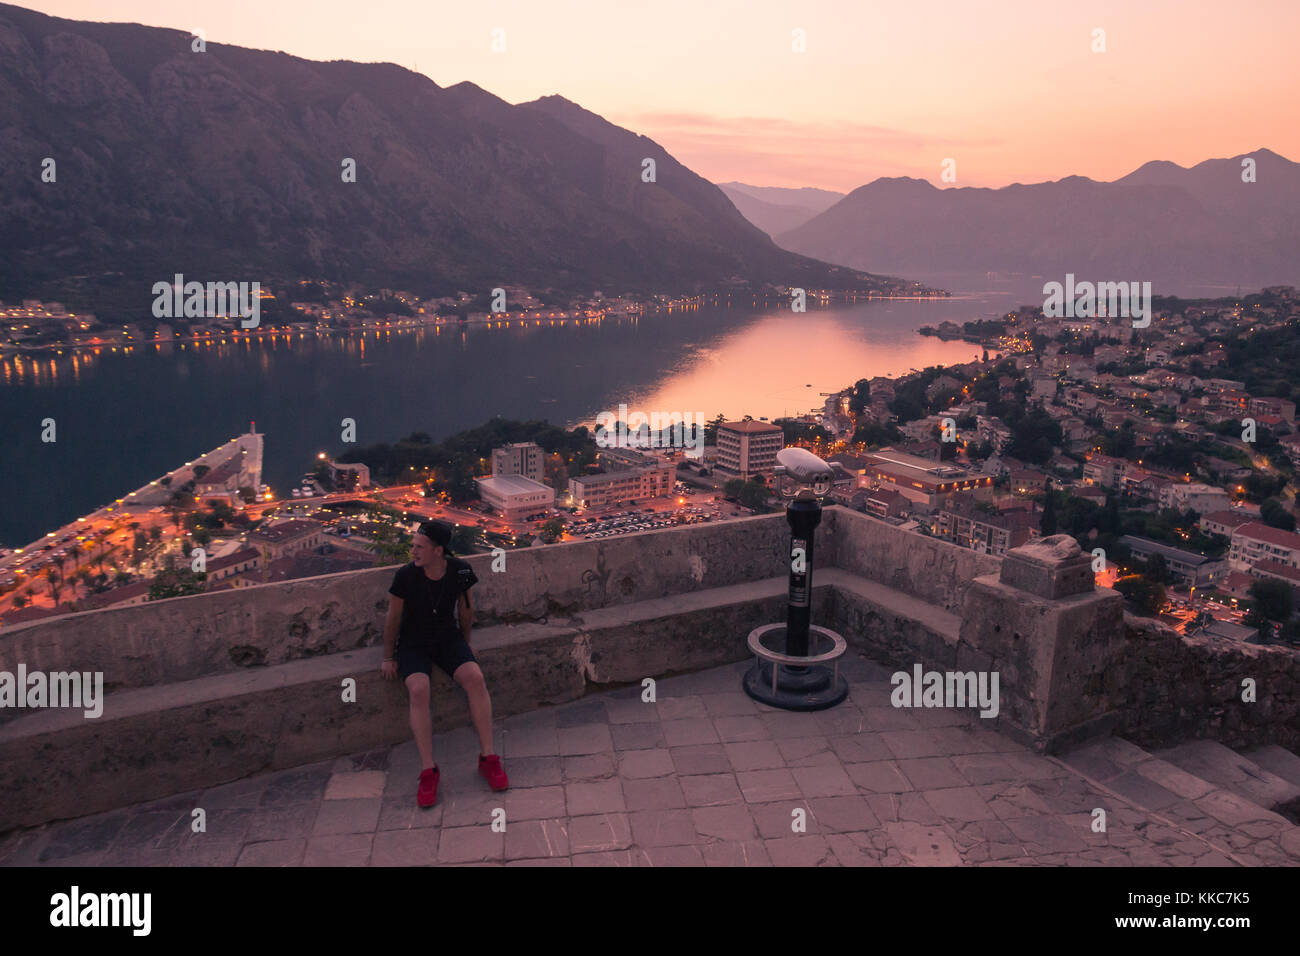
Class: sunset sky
21,0,1300,191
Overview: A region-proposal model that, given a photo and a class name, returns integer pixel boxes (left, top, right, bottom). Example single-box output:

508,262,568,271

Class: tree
723,479,746,501
1260,498,1297,531
449,524,484,555
1144,552,1170,586
45,566,62,605
737,479,772,511
1040,484,1058,535
848,379,871,414
366,521,412,565
148,556,206,600
1114,575,1166,615
1248,578,1293,622
704,414,727,444
540,518,565,544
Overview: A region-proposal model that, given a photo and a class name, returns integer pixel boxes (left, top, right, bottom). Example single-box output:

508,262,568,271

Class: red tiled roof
1201,511,1253,528
1233,522,1300,551
1254,560,1300,584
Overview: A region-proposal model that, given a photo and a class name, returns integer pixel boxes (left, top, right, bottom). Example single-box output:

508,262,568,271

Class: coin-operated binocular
773,446,836,500
741,447,848,710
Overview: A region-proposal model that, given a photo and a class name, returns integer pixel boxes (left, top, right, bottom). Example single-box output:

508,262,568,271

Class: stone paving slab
3,656,1296,867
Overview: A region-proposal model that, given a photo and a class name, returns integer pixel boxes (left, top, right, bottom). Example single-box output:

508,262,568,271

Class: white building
475,474,554,522
1229,522,1300,571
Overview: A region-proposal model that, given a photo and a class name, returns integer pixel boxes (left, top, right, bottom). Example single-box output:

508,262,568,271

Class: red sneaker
417,766,439,808
478,754,509,791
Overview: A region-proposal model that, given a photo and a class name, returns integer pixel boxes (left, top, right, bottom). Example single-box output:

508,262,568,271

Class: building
1229,522,1300,571
714,421,783,482
249,519,325,563
84,580,152,610
1119,535,1228,586
194,460,242,508
205,546,262,587
1159,482,1231,515
491,442,544,483
1248,396,1296,424
935,501,1036,556
1198,511,1255,538
475,474,555,522
1082,454,1126,490
1251,559,1300,598
328,461,370,491
567,451,674,510
863,490,911,519
1199,620,1258,642
862,450,993,510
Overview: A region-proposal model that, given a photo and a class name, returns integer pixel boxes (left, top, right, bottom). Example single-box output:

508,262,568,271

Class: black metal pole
785,494,821,658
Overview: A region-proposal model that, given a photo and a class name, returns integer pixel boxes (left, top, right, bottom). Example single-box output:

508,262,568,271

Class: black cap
417,520,454,555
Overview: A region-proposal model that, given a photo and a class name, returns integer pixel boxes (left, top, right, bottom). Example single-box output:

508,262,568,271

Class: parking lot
570,504,719,539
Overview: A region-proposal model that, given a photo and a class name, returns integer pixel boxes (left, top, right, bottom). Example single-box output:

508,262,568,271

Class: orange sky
23,0,1300,191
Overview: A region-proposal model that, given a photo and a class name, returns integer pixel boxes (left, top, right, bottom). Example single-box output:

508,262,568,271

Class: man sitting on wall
381,520,508,807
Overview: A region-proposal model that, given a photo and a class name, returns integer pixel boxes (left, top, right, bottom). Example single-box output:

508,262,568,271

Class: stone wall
6,504,1297,830
0,514,794,704
825,508,1000,615
1114,615,1300,752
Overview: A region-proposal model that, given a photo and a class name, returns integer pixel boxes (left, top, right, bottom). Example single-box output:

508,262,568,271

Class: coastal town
3,284,1298,647
0,280,944,353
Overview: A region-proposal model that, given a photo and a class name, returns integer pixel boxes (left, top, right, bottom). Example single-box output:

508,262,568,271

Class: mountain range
771,151,1300,289
0,3,905,307
716,183,844,238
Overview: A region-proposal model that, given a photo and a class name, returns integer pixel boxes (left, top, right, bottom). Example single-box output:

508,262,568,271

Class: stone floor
0,654,1278,866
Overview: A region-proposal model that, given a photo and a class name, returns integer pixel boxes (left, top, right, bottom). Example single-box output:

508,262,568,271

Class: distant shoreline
0,291,953,356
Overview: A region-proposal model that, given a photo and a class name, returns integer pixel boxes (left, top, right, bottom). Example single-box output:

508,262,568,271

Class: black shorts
395,631,478,681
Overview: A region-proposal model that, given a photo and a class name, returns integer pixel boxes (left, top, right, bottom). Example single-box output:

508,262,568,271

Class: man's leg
452,662,494,756
405,672,435,770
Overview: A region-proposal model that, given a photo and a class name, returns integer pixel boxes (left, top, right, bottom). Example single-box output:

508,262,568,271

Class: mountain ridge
0,2,911,309
775,149,1299,287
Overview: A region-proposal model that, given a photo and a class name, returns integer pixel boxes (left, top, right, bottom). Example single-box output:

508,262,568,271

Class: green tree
540,518,565,544
366,521,412,565
1248,578,1293,622
450,524,484,555
1144,552,1170,586
1040,490,1057,536
1114,575,1166,615
1260,498,1297,531
148,556,206,600
848,379,871,414
737,479,772,511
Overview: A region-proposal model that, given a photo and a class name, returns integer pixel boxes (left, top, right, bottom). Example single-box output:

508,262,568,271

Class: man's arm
383,596,403,660
458,590,473,644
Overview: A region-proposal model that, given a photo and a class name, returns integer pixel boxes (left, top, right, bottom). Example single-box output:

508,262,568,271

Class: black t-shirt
389,558,478,646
